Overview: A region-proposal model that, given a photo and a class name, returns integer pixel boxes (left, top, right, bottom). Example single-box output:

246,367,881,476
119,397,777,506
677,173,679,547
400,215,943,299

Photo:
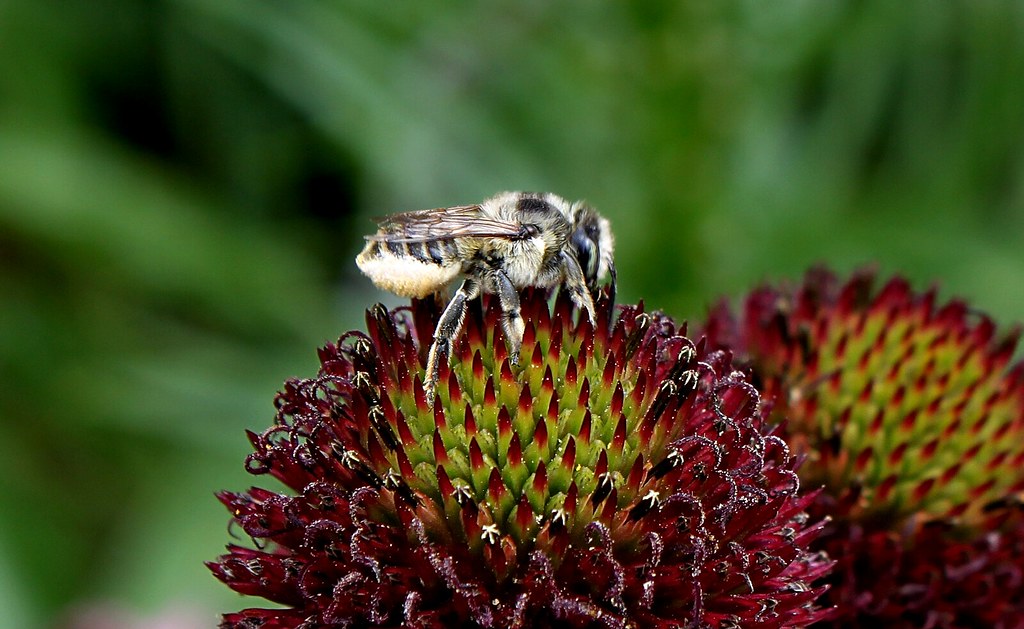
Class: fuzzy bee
356,191,615,400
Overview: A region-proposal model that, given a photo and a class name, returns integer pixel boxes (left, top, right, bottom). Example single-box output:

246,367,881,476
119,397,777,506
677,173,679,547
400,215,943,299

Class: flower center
343,290,697,556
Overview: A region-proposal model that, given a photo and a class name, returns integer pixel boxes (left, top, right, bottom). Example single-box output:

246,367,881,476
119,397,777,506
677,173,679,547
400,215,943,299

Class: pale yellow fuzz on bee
355,251,460,298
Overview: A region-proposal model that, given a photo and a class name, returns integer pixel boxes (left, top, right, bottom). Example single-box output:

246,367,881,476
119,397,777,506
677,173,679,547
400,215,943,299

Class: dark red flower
703,267,1024,628
209,288,832,628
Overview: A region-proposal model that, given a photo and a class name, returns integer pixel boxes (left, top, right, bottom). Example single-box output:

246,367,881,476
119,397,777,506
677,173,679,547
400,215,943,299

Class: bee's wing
366,205,527,243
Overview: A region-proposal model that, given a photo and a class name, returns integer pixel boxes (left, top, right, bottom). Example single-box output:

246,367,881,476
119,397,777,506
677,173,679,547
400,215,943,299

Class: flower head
209,289,831,627
704,267,1024,626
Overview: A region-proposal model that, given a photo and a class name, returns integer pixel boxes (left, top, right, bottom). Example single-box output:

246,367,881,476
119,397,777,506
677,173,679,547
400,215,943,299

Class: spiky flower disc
704,267,1024,626
209,289,832,628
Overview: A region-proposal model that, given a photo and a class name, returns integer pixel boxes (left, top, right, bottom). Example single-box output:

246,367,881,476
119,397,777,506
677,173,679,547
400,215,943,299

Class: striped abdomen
355,239,463,298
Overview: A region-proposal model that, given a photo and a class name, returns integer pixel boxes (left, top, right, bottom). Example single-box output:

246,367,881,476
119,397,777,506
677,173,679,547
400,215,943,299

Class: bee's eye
571,231,598,284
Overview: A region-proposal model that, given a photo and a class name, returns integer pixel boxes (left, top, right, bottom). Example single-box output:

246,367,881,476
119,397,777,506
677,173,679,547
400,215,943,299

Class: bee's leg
606,261,617,311
492,270,524,365
425,278,481,402
559,251,597,324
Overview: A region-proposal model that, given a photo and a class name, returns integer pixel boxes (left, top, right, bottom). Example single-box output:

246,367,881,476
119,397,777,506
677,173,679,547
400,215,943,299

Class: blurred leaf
0,494,41,629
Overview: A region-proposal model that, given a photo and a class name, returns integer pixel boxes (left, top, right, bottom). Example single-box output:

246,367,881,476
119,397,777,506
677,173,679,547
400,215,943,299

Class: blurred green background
2,1,1023,626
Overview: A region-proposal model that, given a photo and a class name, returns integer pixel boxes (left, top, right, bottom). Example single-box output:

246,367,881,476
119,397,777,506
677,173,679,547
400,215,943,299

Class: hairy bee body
355,191,615,401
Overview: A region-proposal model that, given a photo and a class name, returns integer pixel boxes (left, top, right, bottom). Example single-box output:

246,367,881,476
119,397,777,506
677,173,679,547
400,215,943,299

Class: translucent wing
366,205,528,243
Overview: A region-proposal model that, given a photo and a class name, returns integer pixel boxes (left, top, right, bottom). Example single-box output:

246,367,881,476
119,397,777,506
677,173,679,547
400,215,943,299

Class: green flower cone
210,288,833,628
704,267,1024,627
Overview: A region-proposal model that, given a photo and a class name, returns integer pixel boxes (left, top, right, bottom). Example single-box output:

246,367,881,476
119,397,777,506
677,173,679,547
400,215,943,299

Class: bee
356,191,615,400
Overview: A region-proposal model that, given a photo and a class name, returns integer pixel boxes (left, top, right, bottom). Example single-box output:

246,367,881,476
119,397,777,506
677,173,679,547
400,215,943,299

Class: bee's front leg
492,270,524,366
425,278,481,403
604,261,617,311
559,251,597,325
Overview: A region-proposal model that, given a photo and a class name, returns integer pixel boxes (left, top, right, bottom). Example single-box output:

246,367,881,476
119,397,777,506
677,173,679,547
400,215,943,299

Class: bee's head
490,191,616,291
568,203,615,291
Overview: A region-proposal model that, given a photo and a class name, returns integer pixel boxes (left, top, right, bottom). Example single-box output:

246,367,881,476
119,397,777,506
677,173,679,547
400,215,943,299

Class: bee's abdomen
403,240,453,265
355,239,461,299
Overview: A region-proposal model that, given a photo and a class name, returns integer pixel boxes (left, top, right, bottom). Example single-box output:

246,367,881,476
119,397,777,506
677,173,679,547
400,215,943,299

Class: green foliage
1,0,1022,625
